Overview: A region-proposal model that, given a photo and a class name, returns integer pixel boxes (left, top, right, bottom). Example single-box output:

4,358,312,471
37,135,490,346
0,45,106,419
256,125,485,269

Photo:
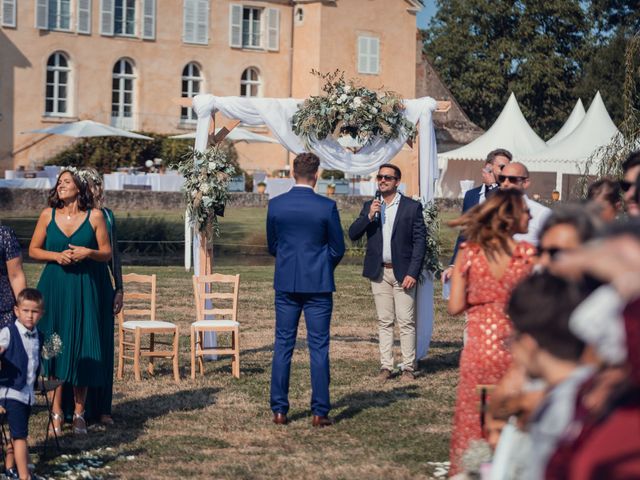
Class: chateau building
1,0,423,188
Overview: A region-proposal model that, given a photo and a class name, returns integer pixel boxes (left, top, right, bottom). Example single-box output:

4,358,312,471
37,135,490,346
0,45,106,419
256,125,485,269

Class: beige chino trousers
371,267,416,371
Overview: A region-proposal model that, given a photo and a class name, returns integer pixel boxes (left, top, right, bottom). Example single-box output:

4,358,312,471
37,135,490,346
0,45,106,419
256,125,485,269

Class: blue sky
417,2,437,29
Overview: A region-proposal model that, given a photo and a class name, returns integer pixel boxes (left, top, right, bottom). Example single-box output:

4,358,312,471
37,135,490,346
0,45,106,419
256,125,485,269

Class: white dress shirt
381,192,401,263
513,195,551,247
0,322,40,405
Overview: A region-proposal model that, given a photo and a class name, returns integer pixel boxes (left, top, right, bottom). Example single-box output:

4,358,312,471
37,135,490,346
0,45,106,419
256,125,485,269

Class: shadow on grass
418,349,461,374
36,387,219,465
287,385,420,424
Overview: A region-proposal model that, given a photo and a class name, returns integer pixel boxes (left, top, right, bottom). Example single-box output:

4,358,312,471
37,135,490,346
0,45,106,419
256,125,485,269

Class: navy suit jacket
348,195,426,283
450,185,485,264
267,186,345,293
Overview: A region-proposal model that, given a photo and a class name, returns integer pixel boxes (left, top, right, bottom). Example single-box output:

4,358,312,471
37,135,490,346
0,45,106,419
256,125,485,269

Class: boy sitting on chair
0,289,44,480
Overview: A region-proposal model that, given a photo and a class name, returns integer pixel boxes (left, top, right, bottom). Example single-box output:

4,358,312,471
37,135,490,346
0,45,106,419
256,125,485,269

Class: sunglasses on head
376,174,398,182
619,180,634,192
498,174,528,184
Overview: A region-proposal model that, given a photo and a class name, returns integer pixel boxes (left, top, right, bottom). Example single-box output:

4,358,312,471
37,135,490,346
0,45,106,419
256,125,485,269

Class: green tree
424,0,589,138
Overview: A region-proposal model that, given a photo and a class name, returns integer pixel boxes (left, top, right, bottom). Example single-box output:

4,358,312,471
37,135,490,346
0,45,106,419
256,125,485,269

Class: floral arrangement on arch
420,200,443,279
172,146,236,236
292,70,416,148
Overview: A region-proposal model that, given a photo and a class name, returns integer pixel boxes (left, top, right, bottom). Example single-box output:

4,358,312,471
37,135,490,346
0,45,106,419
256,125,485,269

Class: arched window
240,67,261,97
111,58,135,129
180,63,203,123
45,52,70,116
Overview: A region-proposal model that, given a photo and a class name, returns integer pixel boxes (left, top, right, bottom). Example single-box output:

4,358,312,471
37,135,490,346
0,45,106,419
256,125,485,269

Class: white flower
370,107,378,114
340,94,348,102
344,85,351,93
352,97,362,108
200,183,210,193
208,161,215,169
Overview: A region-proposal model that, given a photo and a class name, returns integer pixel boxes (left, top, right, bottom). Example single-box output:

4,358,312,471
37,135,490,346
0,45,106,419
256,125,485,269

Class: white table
103,173,185,192
0,178,53,189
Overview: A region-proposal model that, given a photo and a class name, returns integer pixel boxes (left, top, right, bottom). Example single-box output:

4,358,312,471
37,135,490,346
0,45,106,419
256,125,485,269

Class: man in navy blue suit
267,152,345,427
442,148,512,282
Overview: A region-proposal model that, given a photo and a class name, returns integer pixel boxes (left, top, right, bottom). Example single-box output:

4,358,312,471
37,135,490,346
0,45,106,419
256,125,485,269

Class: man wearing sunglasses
442,148,512,282
499,162,551,246
621,151,640,217
348,164,426,381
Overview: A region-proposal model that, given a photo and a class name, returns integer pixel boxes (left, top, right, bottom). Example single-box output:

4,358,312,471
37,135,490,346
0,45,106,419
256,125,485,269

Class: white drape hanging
190,94,439,360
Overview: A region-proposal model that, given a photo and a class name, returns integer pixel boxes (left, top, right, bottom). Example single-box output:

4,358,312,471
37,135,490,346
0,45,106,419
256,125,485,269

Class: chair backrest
118,273,157,324
192,273,240,322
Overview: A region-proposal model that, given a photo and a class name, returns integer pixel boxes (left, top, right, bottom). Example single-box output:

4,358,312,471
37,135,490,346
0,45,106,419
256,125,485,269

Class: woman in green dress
29,168,113,435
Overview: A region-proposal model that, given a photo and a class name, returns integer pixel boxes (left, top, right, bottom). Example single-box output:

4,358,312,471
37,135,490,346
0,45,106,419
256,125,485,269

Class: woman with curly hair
29,168,113,435
446,189,536,475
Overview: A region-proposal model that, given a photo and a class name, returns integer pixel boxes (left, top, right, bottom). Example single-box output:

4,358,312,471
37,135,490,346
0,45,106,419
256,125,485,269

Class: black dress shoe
312,415,334,428
273,412,288,425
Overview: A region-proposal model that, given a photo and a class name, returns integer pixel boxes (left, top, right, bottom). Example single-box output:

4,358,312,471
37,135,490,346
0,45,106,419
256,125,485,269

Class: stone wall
0,188,470,213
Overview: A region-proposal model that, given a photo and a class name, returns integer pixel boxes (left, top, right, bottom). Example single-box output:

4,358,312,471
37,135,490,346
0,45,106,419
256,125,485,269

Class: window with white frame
114,0,135,35
240,67,261,97
1,0,17,28
358,36,380,75
229,5,279,51
45,52,71,115
183,0,209,45
45,0,71,30
180,63,203,123
111,58,135,129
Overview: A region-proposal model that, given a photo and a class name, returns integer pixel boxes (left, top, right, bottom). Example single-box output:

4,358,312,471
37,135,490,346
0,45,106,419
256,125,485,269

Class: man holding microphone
349,164,426,381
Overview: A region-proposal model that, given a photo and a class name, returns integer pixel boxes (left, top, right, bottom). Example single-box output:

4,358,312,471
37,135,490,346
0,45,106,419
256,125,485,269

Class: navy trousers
270,291,332,417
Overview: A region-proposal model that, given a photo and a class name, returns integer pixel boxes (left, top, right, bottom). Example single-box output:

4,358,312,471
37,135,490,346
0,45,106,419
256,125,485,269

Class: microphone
374,190,381,222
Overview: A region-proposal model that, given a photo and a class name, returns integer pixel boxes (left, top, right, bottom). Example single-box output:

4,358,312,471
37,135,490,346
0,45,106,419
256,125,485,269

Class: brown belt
382,263,393,268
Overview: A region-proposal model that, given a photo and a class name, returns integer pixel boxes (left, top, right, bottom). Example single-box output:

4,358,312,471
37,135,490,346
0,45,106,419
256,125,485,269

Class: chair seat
192,320,239,328
122,320,177,330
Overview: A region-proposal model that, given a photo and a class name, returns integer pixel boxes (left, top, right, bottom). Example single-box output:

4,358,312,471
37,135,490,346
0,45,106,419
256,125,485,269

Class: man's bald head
500,162,530,191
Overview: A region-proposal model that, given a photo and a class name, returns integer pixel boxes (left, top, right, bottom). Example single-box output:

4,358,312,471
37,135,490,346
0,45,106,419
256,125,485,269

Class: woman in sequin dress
446,189,536,475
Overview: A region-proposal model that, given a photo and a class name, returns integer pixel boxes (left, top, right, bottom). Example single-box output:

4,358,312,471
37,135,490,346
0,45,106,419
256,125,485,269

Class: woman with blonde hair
446,189,536,475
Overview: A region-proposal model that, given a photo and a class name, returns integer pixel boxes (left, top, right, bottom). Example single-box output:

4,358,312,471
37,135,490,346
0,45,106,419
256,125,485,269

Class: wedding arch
184,91,448,360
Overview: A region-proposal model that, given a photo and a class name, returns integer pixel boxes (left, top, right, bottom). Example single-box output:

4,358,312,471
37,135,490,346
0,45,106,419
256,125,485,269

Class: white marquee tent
521,91,619,194
546,99,585,146
437,93,548,198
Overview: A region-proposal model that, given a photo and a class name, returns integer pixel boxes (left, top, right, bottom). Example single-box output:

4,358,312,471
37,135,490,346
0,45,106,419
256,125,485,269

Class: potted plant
257,181,267,194
326,182,336,195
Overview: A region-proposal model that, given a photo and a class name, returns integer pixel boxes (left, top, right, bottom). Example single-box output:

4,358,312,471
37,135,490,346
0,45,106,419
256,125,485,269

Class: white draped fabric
190,94,439,360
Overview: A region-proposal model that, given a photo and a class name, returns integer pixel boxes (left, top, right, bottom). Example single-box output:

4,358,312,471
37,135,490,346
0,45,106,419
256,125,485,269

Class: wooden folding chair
117,273,180,382
191,273,240,379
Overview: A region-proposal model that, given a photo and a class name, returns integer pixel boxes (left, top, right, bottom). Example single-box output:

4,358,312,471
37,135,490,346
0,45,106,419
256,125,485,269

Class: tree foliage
424,0,590,138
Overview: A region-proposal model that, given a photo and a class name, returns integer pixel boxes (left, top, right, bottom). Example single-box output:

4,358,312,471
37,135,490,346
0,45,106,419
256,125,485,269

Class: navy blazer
267,186,345,293
348,195,426,283
450,186,482,265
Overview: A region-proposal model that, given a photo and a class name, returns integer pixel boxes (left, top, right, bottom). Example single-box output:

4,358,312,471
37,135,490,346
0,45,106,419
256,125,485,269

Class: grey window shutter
183,0,195,43
229,4,241,48
369,38,379,74
77,0,91,34
35,0,48,29
194,0,208,44
100,0,114,36
266,8,279,51
1,0,16,27
142,0,156,39
358,36,368,73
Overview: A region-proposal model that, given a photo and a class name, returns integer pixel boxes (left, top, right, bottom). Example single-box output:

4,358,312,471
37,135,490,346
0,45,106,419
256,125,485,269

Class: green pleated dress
38,209,114,387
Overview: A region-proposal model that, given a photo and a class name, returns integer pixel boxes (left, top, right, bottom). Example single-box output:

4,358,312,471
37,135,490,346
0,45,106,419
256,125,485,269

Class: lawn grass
8,204,465,479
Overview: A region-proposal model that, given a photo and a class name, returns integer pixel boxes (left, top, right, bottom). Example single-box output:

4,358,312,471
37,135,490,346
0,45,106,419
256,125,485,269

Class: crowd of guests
446,149,640,479
0,167,121,479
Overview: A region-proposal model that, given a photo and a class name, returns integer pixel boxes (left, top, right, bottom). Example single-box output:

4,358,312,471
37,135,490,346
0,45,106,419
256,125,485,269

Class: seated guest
507,272,595,480
0,288,45,480
587,178,621,223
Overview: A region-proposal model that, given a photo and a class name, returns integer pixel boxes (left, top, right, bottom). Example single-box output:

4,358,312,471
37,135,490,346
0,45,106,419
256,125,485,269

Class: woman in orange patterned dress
446,189,536,475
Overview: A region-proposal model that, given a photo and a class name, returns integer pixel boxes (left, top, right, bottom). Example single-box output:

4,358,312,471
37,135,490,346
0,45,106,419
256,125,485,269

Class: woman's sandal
49,411,63,437
72,411,88,435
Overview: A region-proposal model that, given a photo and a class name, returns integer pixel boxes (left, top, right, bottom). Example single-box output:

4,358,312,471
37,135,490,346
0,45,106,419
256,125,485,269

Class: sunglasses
537,246,564,259
376,174,398,182
619,180,634,192
498,174,528,184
